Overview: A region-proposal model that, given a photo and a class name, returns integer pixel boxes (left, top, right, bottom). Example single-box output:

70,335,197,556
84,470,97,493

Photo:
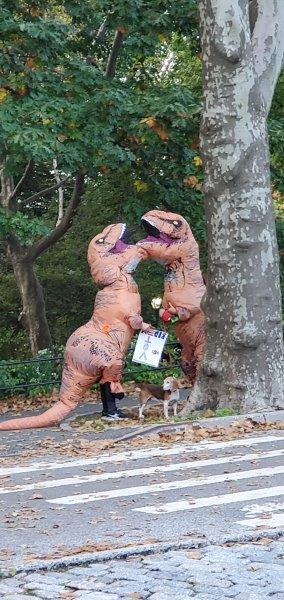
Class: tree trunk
188,0,283,412
8,246,53,356
1,163,84,356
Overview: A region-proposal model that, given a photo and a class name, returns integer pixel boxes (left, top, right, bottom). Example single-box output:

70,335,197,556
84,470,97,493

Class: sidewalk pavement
1,387,283,457
0,535,283,599
0,402,283,599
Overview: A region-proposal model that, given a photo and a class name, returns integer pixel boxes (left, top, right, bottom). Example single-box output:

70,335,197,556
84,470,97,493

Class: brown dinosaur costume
0,224,150,430
138,210,206,384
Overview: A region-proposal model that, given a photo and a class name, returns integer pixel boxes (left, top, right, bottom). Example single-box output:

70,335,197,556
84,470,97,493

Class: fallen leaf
187,550,202,559
254,537,272,546
29,494,43,500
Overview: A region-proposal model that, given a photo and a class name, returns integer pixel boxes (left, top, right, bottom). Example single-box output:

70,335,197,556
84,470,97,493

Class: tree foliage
0,0,283,361
0,1,198,177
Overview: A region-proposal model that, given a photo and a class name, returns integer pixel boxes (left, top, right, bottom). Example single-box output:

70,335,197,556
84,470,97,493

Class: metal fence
0,341,182,396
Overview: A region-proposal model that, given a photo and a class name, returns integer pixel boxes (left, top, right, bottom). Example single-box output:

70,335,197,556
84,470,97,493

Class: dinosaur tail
0,401,73,430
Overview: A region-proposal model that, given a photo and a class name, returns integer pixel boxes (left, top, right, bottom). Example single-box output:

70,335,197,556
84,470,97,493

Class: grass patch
69,405,238,431
215,407,236,417
174,407,237,422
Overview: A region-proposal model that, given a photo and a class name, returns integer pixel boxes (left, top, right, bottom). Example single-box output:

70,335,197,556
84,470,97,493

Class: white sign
132,330,168,368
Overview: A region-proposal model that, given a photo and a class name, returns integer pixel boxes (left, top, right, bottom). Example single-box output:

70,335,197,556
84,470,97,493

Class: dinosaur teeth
119,223,126,239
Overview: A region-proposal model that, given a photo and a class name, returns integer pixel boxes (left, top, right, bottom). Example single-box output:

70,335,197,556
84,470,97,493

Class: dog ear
175,378,183,389
171,378,179,390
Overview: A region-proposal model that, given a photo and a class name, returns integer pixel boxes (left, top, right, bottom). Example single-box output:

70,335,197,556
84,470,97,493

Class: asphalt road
0,429,283,571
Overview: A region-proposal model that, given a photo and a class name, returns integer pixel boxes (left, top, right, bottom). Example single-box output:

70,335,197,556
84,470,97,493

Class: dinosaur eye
172,220,182,227
96,238,104,244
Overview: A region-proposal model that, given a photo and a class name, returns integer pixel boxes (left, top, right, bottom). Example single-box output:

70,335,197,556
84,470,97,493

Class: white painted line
240,502,284,515
133,486,284,514
0,434,282,476
237,513,284,529
47,465,284,505
1,449,283,496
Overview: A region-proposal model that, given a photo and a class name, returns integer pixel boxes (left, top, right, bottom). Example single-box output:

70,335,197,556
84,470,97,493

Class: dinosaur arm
127,314,152,331
161,302,190,322
175,306,191,321
141,321,153,332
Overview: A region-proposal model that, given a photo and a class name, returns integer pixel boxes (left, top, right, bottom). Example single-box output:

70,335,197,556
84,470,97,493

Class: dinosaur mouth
110,225,133,253
140,218,174,245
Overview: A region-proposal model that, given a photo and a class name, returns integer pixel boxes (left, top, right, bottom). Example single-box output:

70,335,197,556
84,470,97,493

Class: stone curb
112,410,284,443
60,408,284,439
1,530,283,577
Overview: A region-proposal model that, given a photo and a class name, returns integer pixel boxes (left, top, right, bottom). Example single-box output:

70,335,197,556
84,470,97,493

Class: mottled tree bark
187,0,284,412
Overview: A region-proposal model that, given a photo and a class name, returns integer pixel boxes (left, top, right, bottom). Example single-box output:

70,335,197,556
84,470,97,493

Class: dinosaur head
138,210,193,264
88,223,143,286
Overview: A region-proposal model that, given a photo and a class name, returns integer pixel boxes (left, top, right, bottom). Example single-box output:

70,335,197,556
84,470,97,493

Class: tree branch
159,51,176,79
52,158,64,226
209,0,247,63
29,173,85,260
0,157,14,209
105,29,125,79
7,160,34,209
249,0,258,34
252,0,284,114
21,177,70,206
95,18,108,42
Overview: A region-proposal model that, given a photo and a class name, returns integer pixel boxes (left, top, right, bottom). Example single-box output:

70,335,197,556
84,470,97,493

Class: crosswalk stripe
0,434,282,477
47,465,284,505
240,501,284,515
1,449,283,496
236,513,284,529
133,486,284,514
237,500,284,529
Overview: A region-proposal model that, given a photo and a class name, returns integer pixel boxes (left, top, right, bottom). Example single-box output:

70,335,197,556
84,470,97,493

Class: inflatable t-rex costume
138,210,206,384
0,224,150,430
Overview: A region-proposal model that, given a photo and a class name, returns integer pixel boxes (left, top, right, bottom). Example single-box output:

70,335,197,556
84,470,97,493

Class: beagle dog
137,376,180,420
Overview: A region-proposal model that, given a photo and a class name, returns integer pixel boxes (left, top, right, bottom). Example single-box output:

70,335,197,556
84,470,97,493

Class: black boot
100,383,130,421
113,391,129,418
100,382,117,417
99,384,109,415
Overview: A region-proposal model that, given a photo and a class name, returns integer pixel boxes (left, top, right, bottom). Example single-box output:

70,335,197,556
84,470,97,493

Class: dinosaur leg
175,312,205,386
174,321,195,383
99,360,129,416
180,351,197,386
100,360,124,391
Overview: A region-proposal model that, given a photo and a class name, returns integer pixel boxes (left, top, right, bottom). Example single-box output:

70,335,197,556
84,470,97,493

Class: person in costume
0,224,151,430
138,210,206,385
